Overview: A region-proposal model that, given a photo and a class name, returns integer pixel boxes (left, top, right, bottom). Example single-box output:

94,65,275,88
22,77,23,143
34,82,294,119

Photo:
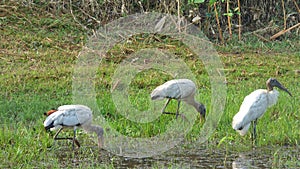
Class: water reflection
52,143,300,168
232,153,256,169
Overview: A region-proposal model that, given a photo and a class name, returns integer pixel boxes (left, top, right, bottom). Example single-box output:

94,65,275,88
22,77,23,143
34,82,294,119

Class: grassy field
1,4,299,168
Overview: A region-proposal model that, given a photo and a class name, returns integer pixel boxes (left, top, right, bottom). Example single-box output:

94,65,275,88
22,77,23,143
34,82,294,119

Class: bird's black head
198,104,206,120
267,78,292,97
44,122,54,131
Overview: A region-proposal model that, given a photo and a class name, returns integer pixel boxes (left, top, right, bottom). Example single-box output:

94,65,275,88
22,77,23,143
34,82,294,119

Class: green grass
1,3,299,168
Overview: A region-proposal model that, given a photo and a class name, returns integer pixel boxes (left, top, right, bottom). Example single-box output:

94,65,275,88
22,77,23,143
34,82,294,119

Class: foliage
0,2,299,168
3,0,299,43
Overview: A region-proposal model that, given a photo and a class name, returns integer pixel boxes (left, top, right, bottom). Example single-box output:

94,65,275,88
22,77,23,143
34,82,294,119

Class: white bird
43,105,104,149
232,78,292,141
151,79,206,120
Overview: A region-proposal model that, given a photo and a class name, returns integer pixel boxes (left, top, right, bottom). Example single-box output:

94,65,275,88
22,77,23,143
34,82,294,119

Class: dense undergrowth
0,2,299,168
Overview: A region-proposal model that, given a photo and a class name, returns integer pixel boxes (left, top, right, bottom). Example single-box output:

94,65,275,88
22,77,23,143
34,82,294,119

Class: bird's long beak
200,112,206,122
200,115,205,123
275,81,292,97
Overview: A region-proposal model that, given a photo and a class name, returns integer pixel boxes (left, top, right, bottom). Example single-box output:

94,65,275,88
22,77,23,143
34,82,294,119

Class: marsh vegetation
0,1,299,168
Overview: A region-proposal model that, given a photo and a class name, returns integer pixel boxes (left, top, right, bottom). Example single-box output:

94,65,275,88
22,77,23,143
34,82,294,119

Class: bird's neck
267,89,279,107
83,124,103,137
267,84,273,91
190,99,201,111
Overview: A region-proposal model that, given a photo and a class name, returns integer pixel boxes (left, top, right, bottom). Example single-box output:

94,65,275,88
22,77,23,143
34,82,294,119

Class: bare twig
292,0,300,14
281,0,287,29
214,2,224,44
226,0,232,40
0,5,17,10
0,5,32,24
69,0,89,31
270,22,300,40
76,7,101,24
162,1,179,33
204,5,211,35
237,0,242,41
177,0,181,32
253,33,270,42
137,1,145,13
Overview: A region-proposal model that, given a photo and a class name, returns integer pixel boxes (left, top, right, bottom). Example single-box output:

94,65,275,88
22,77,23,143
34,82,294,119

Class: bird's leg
53,127,80,149
161,99,186,120
251,119,258,144
253,119,257,140
175,100,181,119
53,128,73,140
53,128,63,140
51,128,63,148
251,121,254,143
72,127,80,149
52,128,72,148
72,128,76,150
161,99,171,114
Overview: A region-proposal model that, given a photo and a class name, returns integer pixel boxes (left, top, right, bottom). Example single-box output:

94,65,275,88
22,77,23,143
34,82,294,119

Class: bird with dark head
232,78,292,142
266,78,292,96
197,104,206,119
151,79,206,121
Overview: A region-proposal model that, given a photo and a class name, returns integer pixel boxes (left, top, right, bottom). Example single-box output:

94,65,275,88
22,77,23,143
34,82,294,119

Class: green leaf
209,0,217,6
223,13,233,17
217,136,234,147
189,0,205,4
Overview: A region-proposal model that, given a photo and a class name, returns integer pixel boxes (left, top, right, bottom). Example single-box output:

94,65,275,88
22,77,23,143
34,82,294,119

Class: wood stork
232,78,292,141
151,79,206,121
43,105,104,149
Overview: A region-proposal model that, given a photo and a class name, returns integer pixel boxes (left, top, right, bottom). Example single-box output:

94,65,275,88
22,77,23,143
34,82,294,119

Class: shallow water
113,145,300,168
53,141,300,168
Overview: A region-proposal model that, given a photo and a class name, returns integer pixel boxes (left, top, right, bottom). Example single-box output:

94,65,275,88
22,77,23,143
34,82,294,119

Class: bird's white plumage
43,104,104,149
232,89,279,136
43,105,92,130
150,79,206,120
151,79,196,100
